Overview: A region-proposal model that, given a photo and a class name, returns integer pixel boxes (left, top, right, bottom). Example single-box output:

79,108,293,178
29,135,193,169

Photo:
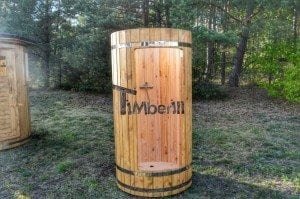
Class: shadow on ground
179,172,294,198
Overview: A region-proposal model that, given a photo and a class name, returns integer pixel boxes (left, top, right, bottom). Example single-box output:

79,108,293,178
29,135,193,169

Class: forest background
0,0,299,102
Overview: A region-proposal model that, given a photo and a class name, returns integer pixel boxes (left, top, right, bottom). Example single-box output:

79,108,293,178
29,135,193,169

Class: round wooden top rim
0,33,37,47
111,28,191,36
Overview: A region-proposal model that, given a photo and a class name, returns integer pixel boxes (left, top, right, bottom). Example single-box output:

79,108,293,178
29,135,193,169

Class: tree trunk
142,0,149,27
155,0,163,27
58,63,62,87
221,51,226,85
43,0,52,88
220,1,229,86
293,0,299,46
228,1,255,87
44,51,50,88
205,42,214,81
165,1,172,27
205,5,215,82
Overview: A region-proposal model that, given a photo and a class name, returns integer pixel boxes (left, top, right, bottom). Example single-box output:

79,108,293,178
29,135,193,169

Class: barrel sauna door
135,47,183,171
0,49,19,141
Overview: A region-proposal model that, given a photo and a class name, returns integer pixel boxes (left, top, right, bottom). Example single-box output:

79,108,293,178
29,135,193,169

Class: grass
0,88,299,198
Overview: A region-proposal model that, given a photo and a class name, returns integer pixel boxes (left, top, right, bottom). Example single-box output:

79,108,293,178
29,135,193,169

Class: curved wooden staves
0,36,31,150
111,28,192,197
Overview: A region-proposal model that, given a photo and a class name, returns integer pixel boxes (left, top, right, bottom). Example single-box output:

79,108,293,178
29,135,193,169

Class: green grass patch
56,160,74,173
0,90,299,198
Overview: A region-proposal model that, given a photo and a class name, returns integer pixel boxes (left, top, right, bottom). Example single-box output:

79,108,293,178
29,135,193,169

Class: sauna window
135,48,182,172
0,56,7,76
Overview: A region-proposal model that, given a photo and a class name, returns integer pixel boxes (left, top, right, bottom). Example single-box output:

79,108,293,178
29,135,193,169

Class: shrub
193,83,228,100
283,66,300,102
249,40,300,103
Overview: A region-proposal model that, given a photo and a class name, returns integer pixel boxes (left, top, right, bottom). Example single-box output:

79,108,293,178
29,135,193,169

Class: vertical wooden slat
186,31,193,181
139,28,150,163
160,29,173,193
134,48,145,191
111,33,118,86
125,30,134,195
10,49,19,139
171,47,182,191
16,46,25,139
152,46,164,193
171,31,181,191
111,32,121,184
146,48,155,162
9,49,20,139
117,31,127,187
115,31,124,185
24,51,31,137
139,28,154,197
129,29,140,196
180,30,192,184
149,28,162,167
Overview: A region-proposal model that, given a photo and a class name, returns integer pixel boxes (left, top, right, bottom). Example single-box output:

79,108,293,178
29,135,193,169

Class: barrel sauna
111,28,192,197
0,34,33,150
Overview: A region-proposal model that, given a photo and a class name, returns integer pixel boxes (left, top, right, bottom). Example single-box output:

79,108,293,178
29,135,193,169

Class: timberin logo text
113,85,185,115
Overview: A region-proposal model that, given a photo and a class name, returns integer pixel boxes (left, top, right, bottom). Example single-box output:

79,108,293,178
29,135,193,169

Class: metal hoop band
116,164,191,177
117,178,192,193
111,41,192,49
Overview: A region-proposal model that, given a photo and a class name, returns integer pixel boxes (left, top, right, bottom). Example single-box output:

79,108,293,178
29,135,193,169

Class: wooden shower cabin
111,28,192,197
0,34,32,150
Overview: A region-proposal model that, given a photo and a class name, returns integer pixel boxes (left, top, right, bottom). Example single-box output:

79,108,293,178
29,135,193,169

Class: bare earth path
0,88,299,198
